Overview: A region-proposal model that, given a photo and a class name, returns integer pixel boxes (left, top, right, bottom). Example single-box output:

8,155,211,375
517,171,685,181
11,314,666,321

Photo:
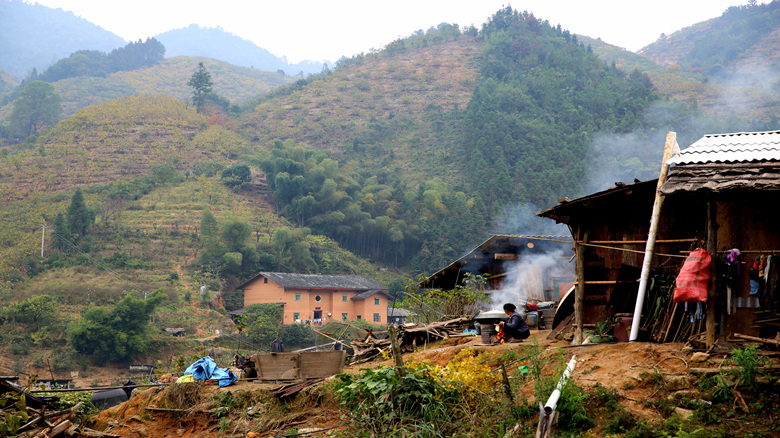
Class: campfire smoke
490,250,571,310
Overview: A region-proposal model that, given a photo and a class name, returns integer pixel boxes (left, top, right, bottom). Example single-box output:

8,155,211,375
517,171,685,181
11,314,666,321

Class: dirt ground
79,329,720,438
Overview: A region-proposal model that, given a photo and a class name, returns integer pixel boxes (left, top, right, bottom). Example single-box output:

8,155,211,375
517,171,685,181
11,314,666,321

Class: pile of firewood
13,403,121,437
350,318,472,364
1,377,119,438
13,402,102,438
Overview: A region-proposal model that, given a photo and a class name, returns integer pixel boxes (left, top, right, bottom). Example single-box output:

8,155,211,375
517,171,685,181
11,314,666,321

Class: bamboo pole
630,132,680,342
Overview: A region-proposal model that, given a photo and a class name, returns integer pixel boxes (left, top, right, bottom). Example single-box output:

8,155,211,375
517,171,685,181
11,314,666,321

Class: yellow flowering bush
407,347,500,398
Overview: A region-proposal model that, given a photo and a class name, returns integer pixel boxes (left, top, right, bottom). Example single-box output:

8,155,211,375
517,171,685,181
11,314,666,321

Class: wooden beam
575,230,587,344
706,200,717,347
732,332,780,346
572,280,637,285
581,239,696,244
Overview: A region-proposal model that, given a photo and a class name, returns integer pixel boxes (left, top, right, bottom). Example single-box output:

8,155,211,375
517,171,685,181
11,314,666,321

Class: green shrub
335,366,459,437
726,346,766,391
639,370,665,389
556,381,595,432
605,408,638,434
9,295,57,329
68,290,166,364
280,323,315,349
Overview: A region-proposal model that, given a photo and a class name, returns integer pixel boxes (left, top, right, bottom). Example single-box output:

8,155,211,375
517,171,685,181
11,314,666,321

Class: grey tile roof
351,289,393,300
388,307,413,317
258,272,386,290
667,130,780,165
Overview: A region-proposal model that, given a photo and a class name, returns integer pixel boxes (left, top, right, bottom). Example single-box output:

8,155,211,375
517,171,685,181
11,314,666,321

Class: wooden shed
538,130,780,345
418,234,575,303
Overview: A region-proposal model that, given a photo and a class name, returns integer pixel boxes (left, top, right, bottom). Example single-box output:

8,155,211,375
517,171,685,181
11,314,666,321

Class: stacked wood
350,336,391,365
350,318,472,364
13,402,84,438
271,378,325,398
731,332,780,346
752,310,780,330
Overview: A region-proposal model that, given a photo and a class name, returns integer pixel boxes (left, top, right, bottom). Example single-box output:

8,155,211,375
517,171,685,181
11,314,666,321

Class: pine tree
187,62,213,113
67,189,92,240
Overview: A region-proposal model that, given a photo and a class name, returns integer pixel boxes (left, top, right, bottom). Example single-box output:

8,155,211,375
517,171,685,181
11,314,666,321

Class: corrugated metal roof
667,130,780,165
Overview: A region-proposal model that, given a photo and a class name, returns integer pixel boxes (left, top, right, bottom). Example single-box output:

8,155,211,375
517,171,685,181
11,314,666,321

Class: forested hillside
640,1,780,77
0,69,20,94
235,8,751,274
0,94,396,283
0,0,126,77
0,56,294,122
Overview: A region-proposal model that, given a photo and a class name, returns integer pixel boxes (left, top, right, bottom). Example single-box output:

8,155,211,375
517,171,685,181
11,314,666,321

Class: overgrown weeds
723,346,765,391
334,366,461,437
159,382,203,409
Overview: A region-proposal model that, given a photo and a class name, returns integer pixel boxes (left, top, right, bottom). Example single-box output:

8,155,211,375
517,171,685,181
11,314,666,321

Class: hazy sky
29,0,754,63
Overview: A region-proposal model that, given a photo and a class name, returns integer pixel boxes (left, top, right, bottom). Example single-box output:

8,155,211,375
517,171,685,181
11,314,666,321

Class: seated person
498,303,530,341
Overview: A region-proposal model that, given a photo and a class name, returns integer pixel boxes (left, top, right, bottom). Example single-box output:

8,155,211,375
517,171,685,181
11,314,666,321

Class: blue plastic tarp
183,356,237,388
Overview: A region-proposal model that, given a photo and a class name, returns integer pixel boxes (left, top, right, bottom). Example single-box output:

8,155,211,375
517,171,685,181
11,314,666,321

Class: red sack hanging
673,248,711,303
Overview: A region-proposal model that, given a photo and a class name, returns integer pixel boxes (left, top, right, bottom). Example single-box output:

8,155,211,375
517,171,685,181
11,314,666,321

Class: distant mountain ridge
0,0,126,78
156,25,327,77
0,1,326,80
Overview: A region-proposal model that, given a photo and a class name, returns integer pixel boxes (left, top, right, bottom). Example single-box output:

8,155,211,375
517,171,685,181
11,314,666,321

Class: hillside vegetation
0,57,294,121
631,1,780,124
0,68,20,94
0,93,398,380
236,9,725,272
640,2,780,76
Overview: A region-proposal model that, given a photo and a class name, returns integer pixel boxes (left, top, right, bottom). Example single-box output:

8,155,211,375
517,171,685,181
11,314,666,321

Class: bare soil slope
83,331,723,438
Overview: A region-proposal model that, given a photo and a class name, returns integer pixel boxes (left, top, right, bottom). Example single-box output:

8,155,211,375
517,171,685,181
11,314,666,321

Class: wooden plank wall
578,192,707,324
717,192,780,336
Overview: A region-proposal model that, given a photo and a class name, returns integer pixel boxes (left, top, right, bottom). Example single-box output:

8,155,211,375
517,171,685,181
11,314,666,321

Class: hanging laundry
726,249,742,275
718,249,741,316
767,254,780,311
749,256,764,299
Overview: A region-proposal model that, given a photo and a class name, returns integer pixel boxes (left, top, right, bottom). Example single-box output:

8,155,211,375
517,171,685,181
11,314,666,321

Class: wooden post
706,200,717,347
388,326,405,376
574,230,587,344
500,363,514,404
629,132,680,341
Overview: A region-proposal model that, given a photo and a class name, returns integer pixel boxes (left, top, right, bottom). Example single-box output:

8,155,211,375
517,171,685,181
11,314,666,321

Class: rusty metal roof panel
667,130,780,165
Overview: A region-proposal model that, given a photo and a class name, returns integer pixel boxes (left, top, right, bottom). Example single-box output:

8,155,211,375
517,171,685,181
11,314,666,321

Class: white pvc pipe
543,356,577,414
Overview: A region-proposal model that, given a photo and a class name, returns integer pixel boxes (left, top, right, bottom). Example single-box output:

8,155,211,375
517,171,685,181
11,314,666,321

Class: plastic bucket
527,312,537,327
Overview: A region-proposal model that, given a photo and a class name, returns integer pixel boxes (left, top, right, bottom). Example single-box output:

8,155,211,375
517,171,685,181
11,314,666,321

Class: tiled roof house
236,272,390,325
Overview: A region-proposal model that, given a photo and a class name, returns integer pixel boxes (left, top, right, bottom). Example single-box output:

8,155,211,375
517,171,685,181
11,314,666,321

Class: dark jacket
504,311,530,340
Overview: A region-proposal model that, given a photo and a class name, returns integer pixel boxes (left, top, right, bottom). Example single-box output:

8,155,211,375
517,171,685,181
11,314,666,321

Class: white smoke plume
489,250,573,311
